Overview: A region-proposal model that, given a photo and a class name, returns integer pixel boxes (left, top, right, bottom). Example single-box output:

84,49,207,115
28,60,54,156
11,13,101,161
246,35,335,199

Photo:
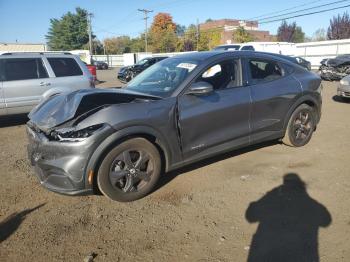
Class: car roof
0,52,78,59
170,50,290,61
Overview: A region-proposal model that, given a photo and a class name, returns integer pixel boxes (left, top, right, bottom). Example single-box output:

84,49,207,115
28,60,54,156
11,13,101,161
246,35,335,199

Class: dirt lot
0,69,349,262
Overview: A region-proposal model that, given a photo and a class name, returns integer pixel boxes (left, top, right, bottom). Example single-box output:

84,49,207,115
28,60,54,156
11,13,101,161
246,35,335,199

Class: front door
2,57,50,114
178,58,251,160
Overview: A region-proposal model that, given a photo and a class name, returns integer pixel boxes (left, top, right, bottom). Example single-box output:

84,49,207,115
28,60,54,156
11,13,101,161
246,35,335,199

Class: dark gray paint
27,51,322,195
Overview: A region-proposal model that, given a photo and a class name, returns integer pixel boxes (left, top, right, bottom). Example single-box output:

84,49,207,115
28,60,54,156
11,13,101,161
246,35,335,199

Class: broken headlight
50,124,104,142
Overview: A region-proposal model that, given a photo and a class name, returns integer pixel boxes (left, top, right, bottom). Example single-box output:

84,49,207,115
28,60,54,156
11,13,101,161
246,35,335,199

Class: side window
3,58,48,81
196,60,240,90
47,57,83,77
241,45,255,51
248,59,283,84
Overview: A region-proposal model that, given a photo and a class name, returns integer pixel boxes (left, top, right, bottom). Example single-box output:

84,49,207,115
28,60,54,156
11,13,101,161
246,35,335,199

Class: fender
84,125,174,189
41,87,73,100
282,93,321,131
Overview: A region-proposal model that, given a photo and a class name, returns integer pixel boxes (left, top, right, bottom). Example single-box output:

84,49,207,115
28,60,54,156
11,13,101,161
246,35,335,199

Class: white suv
0,52,94,116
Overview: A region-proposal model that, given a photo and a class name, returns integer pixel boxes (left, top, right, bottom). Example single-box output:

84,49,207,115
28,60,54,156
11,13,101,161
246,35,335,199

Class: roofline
0,51,72,55
0,43,46,45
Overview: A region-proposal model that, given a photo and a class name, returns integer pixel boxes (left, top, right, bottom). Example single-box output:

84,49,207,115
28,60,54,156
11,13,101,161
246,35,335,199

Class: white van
213,42,296,55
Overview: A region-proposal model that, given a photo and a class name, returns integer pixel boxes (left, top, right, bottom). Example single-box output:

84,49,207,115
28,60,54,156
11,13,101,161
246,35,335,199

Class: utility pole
138,9,153,53
87,13,93,57
196,18,200,51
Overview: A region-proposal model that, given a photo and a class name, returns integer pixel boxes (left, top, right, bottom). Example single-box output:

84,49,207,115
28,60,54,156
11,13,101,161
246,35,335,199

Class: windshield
136,58,150,66
125,57,199,97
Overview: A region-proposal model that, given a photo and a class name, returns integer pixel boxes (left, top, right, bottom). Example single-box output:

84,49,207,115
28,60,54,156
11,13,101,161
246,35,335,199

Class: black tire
283,104,316,147
97,138,161,202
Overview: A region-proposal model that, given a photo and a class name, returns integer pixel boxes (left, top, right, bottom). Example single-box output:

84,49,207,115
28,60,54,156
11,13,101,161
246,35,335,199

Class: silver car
0,52,94,116
338,75,350,99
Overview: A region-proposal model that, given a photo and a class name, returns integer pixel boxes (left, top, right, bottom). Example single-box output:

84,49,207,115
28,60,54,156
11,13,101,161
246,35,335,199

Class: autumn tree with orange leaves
149,13,178,52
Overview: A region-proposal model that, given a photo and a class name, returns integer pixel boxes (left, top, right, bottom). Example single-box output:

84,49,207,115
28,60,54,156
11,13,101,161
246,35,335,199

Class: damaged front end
26,89,159,195
319,55,350,81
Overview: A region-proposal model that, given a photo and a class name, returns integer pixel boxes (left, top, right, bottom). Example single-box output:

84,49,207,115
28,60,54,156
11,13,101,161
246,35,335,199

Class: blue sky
0,0,349,43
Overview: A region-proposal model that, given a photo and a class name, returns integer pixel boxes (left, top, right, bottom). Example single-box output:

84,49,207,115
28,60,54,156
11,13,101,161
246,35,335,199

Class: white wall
89,39,350,69
295,39,350,69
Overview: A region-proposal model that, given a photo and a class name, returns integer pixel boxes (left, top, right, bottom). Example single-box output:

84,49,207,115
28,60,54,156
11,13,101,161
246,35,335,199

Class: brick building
199,19,274,44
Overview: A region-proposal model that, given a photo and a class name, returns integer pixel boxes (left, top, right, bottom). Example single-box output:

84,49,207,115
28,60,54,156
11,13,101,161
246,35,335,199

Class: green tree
233,26,254,43
293,26,305,43
197,29,222,51
103,36,131,54
46,7,90,50
130,36,146,52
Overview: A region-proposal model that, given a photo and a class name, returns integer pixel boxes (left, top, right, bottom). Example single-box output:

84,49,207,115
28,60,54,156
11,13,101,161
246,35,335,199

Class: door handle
40,82,51,87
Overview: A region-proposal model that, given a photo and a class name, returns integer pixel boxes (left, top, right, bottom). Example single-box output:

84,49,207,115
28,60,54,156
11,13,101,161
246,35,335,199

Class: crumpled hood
28,88,159,132
321,55,350,67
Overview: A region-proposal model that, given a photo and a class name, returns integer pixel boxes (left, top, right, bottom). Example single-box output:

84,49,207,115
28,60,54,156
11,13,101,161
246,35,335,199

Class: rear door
178,58,251,160
45,57,90,90
246,57,301,142
2,57,50,115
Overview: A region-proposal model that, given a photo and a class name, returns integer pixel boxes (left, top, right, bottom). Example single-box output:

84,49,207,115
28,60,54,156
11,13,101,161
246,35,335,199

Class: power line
138,9,153,52
258,0,350,21
260,3,350,24
248,0,324,20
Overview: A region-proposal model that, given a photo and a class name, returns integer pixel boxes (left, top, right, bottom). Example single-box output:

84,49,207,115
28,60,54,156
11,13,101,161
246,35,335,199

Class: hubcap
109,150,153,193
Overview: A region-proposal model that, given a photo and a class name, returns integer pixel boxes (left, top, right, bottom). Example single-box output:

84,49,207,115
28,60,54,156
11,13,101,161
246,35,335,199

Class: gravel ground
0,70,349,261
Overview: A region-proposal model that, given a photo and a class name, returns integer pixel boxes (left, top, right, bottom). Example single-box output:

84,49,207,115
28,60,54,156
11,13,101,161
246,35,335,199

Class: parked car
83,62,97,82
213,42,296,55
117,56,168,83
337,75,350,99
27,51,322,202
93,60,108,70
213,44,255,51
319,54,350,81
0,52,95,116
260,53,311,71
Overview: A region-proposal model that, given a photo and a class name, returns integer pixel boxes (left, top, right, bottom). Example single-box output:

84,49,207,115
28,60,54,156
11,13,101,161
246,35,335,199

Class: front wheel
283,104,316,147
97,138,161,202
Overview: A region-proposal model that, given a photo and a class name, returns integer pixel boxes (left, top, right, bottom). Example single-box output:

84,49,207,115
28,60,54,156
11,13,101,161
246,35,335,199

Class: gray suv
27,51,322,202
0,52,94,116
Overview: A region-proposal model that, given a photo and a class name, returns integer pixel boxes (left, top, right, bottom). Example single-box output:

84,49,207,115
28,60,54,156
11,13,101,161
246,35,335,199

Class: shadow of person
245,173,331,262
0,203,45,243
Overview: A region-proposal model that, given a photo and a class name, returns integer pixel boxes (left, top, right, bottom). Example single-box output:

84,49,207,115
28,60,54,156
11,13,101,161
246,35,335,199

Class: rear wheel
283,104,316,147
97,138,161,202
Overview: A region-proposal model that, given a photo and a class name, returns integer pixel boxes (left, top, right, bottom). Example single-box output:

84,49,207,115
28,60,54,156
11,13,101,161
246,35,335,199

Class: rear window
47,57,83,77
248,59,283,84
2,58,48,81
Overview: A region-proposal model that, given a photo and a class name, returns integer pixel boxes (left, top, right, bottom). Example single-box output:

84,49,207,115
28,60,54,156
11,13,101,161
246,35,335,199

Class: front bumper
337,84,350,98
26,125,113,195
117,73,129,83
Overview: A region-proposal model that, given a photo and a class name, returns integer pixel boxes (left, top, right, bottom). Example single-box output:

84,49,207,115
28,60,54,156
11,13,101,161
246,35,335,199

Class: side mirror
187,81,214,95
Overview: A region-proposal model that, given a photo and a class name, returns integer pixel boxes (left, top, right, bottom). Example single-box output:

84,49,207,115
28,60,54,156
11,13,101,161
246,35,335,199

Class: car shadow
332,95,350,104
155,140,280,192
0,203,46,243
0,114,28,128
245,173,331,262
